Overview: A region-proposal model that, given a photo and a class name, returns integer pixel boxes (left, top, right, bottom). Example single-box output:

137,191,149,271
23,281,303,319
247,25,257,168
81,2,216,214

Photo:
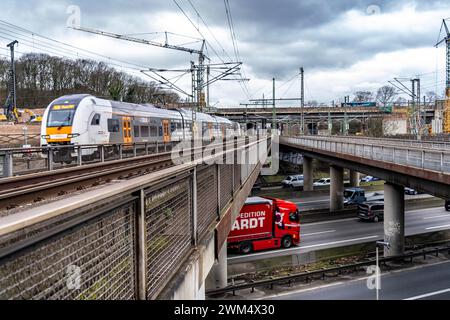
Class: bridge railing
0,137,249,178
299,135,450,151
0,137,267,300
282,136,450,174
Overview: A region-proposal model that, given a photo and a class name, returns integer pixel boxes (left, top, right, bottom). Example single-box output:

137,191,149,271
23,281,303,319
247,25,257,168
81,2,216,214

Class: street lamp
375,240,390,300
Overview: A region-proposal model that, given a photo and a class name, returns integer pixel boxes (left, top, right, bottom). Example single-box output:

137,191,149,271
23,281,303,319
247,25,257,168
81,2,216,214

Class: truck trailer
227,197,300,254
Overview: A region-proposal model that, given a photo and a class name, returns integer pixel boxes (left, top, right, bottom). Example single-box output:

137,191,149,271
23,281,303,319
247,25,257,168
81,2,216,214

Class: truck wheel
239,242,252,254
281,236,292,248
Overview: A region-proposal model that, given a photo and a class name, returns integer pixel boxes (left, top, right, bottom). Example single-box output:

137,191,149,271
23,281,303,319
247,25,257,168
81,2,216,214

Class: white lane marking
296,200,329,205
258,260,450,300
407,207,445,215
228,235,379,261
257,282,345,300
404,288,450,300
299,236,379,249
304,218,359,226
423,215,450,220
302,230,336,237
426,224,450,230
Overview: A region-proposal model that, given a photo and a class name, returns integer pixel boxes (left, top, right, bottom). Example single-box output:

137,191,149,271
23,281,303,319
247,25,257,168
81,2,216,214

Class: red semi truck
227,197,300,254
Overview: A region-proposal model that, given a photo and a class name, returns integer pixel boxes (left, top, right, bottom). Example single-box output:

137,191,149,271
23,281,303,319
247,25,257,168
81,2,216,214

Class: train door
123,117,132,143
163,120,170,143
208,123,213,141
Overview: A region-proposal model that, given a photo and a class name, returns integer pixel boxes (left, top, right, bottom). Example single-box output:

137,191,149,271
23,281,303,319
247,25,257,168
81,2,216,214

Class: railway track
0,139,247,211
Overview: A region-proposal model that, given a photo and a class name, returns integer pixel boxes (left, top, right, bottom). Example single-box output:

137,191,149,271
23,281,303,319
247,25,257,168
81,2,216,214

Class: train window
150,126,158,137
141,126,149,137
91,114,101,126
134,126,140,137
107,119,120,133
170,123,176,132
159,126,163,137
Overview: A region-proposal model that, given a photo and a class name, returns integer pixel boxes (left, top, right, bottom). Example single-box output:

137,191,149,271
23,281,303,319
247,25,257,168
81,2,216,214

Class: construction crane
72,27,207,117
3,40,19,123
436,18,450,134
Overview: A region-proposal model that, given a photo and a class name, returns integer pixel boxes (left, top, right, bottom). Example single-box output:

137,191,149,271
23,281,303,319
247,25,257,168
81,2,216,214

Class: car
404,187,418,195
343,188,367,206
360,176,381,183
313,178,331,187
358,201,384,222
446,200,450,212
281,175,304,188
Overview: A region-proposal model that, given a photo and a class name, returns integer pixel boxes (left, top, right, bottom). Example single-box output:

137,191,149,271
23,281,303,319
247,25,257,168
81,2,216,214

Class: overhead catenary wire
223,0,251,100
0,20,154,75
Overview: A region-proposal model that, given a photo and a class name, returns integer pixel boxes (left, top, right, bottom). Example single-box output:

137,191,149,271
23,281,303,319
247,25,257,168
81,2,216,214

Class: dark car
358,201,384,222
446,200,450,212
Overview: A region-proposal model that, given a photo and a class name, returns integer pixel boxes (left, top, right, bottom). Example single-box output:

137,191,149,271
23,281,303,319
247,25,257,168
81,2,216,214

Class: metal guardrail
0,136,267,300
206,245,450,296
0,137,256,178
282,136,450,174
302,135,450,151
0,141,180,178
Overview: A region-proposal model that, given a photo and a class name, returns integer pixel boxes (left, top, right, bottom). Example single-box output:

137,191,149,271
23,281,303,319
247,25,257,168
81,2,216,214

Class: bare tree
376,85,397,107
1,53,180,108
353,91,373,102
395,96,407,106
425,91,437,105
307,100,318,107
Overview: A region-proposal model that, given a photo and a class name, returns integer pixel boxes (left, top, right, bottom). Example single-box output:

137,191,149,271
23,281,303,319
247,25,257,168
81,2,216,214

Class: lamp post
375,240,390,300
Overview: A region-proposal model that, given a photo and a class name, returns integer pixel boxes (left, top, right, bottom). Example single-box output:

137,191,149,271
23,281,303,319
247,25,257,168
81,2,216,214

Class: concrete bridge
280,135,450,258
0,136,271,300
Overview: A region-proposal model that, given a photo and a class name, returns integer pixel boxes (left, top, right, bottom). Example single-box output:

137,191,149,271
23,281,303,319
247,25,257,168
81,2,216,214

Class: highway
228,206,450,264
264,260,450,300
288,190,425,211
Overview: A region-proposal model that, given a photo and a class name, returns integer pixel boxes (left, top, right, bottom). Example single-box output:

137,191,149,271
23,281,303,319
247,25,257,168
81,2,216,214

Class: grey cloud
1,0,449,86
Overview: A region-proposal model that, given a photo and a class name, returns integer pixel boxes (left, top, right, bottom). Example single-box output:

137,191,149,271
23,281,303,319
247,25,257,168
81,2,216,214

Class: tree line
0,53,180,109
352,86,439,107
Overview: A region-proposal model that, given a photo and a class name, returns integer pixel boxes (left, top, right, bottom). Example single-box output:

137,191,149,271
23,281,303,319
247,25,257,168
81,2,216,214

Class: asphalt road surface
264,260,450,300
290,191,427,211
228,206,450,264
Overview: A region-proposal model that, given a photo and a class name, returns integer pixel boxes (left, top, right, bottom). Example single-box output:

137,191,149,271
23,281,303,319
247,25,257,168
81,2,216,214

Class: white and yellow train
40,94,240,161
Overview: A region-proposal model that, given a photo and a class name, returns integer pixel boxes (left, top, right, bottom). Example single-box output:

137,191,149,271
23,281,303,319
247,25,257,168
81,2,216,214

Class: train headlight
41,135,50,139
68,133,80,138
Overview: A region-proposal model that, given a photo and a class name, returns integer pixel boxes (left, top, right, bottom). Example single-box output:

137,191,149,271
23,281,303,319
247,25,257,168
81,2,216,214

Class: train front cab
41,96,85,163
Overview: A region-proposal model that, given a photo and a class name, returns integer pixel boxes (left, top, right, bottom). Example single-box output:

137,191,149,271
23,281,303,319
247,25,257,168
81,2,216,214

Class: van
358,201,384,222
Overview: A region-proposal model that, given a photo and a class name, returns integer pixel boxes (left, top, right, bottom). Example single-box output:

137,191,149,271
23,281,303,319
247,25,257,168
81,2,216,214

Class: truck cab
344,187,367,206
227,197,300,254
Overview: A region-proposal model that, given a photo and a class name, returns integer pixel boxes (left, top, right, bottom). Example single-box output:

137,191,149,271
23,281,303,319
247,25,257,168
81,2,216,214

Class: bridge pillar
383,182,405,257
303,156,313,191
330,165,344,211
349,170,360,187
205,242,227,290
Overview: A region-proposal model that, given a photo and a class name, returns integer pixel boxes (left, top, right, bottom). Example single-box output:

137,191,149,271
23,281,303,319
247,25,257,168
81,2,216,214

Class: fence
0,140,203,178
297,135,450,151
282,136,450,174
0,137,265,300
0,133,41,148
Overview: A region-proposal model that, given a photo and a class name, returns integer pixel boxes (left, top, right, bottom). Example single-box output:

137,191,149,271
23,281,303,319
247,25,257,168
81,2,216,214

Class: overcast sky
1,0,449,107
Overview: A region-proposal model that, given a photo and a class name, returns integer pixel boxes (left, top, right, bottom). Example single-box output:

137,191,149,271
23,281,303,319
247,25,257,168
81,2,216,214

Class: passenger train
41,94,240,160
